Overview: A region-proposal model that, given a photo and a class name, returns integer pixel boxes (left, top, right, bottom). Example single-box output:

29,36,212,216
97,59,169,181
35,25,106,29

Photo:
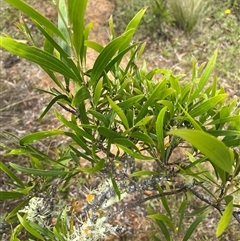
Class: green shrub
0,0,240,240
169,0,207,32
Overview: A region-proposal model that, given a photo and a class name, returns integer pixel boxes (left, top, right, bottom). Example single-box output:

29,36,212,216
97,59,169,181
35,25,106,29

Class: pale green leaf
216,197,233,237
107,96,129,130
168,129,233,173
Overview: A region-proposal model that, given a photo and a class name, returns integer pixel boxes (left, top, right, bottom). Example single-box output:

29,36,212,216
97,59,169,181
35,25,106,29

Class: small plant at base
169,0,207,32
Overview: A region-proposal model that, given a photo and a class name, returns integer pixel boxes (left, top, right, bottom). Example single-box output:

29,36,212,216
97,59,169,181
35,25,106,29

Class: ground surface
0,0,239,240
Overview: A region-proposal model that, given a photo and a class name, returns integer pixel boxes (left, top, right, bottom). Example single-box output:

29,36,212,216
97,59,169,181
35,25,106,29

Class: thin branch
108,185,187,218
187,186,240,224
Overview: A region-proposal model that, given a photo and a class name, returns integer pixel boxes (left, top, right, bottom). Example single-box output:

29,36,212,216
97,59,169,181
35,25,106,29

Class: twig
108,185,187,218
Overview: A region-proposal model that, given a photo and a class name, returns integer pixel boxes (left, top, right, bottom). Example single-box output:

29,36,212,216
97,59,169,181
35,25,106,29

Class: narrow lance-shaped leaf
20,130,65,145
182,210,209,241
216,197,233,237
72,86,90,107
107,97,129,130
168,129,233,173
39,94,70,120
94,79,103,106
0,162,25,188
58,0,71,55
10,163,70,177
119,7,147,53
17,213,44,240
156,107,167,163
90,29,134,86
189,94,227,117
5,0,66,40
0,37,80,82
68,0,88,60
192,49,218,99
0,191,25,200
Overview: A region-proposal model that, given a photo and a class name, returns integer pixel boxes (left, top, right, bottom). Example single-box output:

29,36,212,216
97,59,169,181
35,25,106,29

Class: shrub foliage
0,0,240,240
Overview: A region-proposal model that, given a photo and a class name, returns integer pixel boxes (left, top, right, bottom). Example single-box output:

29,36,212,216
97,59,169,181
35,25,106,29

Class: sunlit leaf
0,37,80,82
216,197,233,237
17,213,44,240
107,97,129,130
168,129,233,173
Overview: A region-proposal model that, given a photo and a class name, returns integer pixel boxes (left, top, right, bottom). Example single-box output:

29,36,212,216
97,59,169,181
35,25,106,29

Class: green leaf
85,40,104,53
10,163,70,177
72,86,90,107
192,49,218,99
39,94,70,120
119,7,147,53
116,144,153,160
20,130,64,145
78,159,105,173
17,213,44,240
178,103,202,130
157,185,172,218
130,131,155,145
5,0,66,40
88,109,109,126
94,79,103,106
111,177,121,200
168,129,233,173
98,127,122,139
156,107,167,163
189,94,227,117
117,94,144,109
157,100,174,119
136,85,175,122
107,97,129,130
208,116,240,125
0,162,25,188
5,198,31,221
112,138,139,152
0,191,25,200
68,0,88,59
58,0,71,54
216,197,233,237
55,111,94,140
34,23,81,81
90,29,134,86
182,210,209,241
134,116,153,127
147,214,174,232
0,37,80,82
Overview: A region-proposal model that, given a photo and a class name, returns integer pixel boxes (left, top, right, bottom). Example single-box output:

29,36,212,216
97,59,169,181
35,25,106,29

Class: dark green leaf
0,162,25,188
10,163,70,177
0,191,25,200
20,130,64,145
